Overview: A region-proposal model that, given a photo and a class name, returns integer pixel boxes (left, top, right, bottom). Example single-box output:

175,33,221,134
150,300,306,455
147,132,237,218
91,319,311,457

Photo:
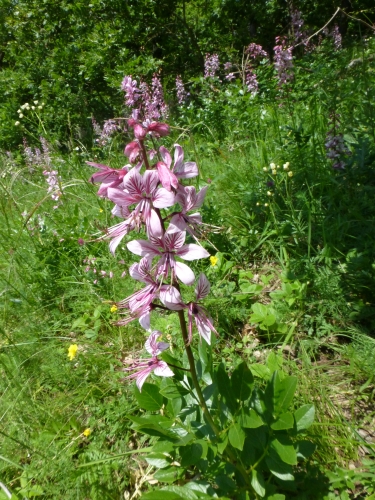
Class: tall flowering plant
87,76,316,497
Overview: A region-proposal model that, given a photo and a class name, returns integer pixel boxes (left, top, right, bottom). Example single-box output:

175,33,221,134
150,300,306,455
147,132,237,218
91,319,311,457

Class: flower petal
159,146,172,168
153,188,176,209
153,361,174,377
177,244,210,261
195,273,210,300
175,261,195,285
127,239,160,257
160,285,185,310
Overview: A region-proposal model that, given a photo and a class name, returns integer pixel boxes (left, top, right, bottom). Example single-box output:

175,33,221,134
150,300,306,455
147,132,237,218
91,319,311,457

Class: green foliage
129,348,317,499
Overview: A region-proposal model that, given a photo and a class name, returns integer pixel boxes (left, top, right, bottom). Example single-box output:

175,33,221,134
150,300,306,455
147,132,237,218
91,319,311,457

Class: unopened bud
288,171,293,177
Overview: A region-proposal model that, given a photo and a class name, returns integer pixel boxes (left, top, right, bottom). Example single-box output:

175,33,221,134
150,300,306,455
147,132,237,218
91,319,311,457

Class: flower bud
288,171,293,177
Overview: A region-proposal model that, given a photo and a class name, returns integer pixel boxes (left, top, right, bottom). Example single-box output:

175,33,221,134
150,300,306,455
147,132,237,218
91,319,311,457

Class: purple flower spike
122,331,174,391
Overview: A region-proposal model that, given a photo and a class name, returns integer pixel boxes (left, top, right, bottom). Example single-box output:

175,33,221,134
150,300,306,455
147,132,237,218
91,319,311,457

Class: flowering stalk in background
274,36,294,86
204,53,220,78
175,75,188,105
223,43,268,94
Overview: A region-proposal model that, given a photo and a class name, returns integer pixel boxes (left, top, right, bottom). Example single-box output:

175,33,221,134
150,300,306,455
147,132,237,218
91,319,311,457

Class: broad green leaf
267,352,283,373
217,434,228,454
270,437,297,465
251,470,266,497
263,314,276,326
215,475,237,494
180,443,204,466
152,441,175,454
249,364,270,379
135,383,163,411
198,340,209,367
145,453,171,468
271,412,294,430
294,404,315,432
252,303,269,318
231,362,254,401
272,372,297,414
296,440,316,460
154,466,185,484
159,384,189,400
266,452,294,481
160,486,199,500
228,422,245,450
239,409,264,428
215,363,238,412
141,490,184,500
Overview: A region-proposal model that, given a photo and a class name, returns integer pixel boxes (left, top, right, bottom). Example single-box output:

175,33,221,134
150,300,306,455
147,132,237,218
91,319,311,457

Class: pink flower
169,185,208,235
122,331,174,391
117,257,183,329
87,162,130,197
187,273,218,344
156,144,198,192
127,229,209,285
107,168,175,239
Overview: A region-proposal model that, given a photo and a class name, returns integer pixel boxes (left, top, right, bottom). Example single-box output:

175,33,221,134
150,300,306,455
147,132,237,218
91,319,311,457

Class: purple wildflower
246,43,268,59
274,36,294,86
204,53,220,78
176,76,187,105
121,331,174,391
246,71,259,94
121,75,141,107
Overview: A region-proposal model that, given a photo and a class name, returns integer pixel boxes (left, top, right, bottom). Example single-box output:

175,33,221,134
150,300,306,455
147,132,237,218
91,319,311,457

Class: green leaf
294,404,315,432
231,362,254,401
251,470,266,497
270,437,297,465
145,453,171,469
215,363,238,412
228,422,245,450
135,383,163,411
266,452,294,481
159,384,190,400
272,372,297,414
217,434,228,454
239,409,264,428
160,486,199,500
267,352,283,373
271,412,294,430
263,314,276,326
249,364,270,379
180,443,204,466
154,466,185,484
296,440,316,460
141,490,184,500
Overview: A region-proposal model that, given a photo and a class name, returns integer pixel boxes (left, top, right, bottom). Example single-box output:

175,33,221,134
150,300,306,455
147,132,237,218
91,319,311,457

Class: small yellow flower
283,162,290,170
19,113,24,118
272,169,277,175
256,202,260,206
270,162,276,169
110,304,118,313
31,106,35,110
288,171,293,177
264,203,269,207
83,428,91,437
210,255,218,267
267,191,272,196
262,167,268,172
15,121,20,126
34,100,39,105
68,344,78,361
99,208,103,213
38,106,43,110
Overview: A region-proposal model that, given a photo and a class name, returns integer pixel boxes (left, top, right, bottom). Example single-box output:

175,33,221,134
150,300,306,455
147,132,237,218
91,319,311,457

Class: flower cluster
291,10,307,45
245,43,268,60
175,76,188,105
204,53,220,78
16,101,45,125
88,77,217,390
274,36,294,86
121,74,169,122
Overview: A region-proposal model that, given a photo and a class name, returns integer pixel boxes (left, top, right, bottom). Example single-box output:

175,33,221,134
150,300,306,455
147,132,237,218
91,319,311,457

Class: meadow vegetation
1,3,375,499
